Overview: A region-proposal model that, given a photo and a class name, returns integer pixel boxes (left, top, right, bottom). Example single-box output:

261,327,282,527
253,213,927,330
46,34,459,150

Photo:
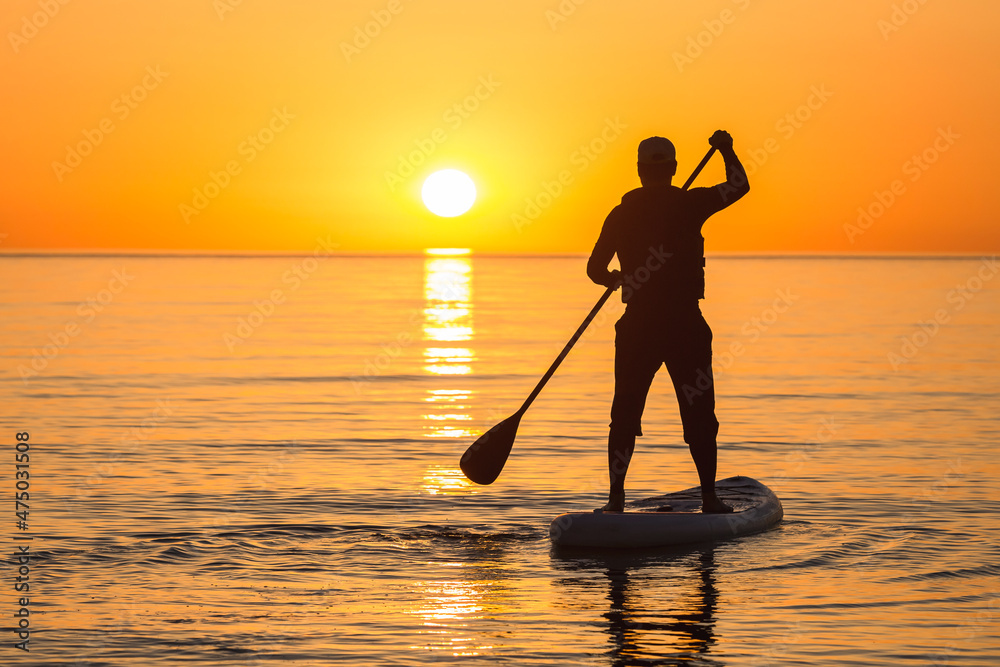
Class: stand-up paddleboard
550,476,782,549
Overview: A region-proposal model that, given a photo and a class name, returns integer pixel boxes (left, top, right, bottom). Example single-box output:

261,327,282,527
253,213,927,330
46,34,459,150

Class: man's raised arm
710,130,750,207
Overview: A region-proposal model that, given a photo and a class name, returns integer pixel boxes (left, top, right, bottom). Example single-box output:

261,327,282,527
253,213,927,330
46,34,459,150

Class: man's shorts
610,305,720,444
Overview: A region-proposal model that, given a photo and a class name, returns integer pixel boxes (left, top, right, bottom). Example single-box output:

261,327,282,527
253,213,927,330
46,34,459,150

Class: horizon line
0,249,995,260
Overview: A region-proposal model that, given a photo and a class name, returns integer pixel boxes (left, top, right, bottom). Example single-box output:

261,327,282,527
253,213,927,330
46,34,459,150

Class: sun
421,169,477,217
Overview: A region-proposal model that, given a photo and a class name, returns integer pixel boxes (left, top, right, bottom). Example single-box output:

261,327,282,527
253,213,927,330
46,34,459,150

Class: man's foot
599,491,625,513
702,495,733,514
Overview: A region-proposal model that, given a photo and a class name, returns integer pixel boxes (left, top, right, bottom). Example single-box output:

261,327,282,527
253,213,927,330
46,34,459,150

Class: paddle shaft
515,144,718,416
682,146,717,190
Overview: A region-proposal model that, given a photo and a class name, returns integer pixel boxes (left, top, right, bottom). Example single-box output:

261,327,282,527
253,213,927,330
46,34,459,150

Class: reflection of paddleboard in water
550,476,783,549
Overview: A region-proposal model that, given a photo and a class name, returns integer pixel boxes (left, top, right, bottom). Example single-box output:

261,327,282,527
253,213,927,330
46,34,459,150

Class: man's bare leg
603,427,636,512
689,439,733,513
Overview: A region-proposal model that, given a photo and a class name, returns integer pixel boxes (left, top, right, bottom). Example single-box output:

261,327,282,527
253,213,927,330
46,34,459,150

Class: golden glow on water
422,391,476,440
424,365,473,376
6,257,999,666
425,348,474,375
407,580,494,656
424,389,470,402
422,259,473,354
422,252,476,437
423,426,476,439
422,327,474,344
421,466,474,495
423,260,470,304
424,347,474,375
424,306,470,322
423,414,473,421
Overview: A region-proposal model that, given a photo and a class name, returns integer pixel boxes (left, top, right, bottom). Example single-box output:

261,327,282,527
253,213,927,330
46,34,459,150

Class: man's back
589,184,730,312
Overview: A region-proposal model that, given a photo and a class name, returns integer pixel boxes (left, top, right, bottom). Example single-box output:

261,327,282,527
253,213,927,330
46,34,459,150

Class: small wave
156,545,198,560
779,593,992,611
214,523,342,538
375,524,544,545
130,530,202,541
736,529,916,572
886,563,1000,583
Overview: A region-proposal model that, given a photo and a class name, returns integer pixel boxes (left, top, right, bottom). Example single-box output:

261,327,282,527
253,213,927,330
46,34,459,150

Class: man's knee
610,418,642,438
682,417,719,446
611,395,645,438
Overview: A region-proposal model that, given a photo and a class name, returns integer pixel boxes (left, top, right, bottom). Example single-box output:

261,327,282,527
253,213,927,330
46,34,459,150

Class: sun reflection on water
422,250,477,439
407,580,495,656
421,466,474,496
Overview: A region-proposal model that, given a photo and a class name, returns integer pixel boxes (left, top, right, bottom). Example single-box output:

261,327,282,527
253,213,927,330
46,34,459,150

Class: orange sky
1,0,998,253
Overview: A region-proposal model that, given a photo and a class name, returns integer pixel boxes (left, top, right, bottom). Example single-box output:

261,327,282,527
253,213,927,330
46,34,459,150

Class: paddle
459,145,718,485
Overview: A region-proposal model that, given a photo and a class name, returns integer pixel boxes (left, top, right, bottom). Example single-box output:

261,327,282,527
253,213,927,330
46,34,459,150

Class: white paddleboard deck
549,476,782,548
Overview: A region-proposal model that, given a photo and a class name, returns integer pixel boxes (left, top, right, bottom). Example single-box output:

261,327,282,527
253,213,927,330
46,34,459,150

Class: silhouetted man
587,131,749,513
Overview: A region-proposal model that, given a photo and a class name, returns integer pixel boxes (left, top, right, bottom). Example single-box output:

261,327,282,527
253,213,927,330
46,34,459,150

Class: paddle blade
459,413,522,485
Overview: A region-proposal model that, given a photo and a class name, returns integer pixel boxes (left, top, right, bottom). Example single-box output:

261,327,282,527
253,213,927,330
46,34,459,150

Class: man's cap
637,136,676,164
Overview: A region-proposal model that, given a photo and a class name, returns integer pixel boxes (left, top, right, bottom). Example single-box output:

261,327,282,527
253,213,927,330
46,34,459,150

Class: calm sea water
1,253,998,666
